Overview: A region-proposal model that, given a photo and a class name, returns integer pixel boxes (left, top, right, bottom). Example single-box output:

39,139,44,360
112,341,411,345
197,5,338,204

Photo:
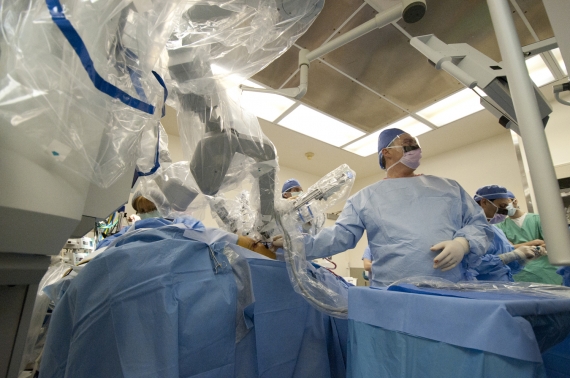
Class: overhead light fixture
417,88,484,127
551,48,567,75
343,116,431,157
473,87,487,97
239,80,296,122
278,105,364,147
525,55,555,87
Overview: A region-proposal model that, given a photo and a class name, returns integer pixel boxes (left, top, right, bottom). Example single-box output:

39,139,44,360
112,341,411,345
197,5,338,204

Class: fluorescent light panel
343,117,431,157
278,105,364,147
473,87,487,97
417,89,484,127
525,55,555,87
240,80,295,122
552,48,567,75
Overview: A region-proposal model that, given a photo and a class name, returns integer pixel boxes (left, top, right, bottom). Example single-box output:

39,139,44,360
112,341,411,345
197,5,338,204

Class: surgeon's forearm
498,251,523,265
304,224,360,259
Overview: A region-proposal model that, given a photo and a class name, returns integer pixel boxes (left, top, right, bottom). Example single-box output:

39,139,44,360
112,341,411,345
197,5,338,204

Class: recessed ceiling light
278,105,365,147
342,130,382,157
525,55,555,87
239,80,295,122
417,89,484,127
343,116,431,157
551,48,567,75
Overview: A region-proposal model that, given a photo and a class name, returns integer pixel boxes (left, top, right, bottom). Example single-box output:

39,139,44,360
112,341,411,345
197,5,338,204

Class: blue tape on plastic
45,0,156,114
136,125,161,177
152,71,168,118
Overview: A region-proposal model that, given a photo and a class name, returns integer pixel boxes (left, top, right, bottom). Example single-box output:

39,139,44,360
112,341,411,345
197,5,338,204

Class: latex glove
516,245,547,260
523,239,546,248
499,246,546,265
271,235,284,249
430,237,470,272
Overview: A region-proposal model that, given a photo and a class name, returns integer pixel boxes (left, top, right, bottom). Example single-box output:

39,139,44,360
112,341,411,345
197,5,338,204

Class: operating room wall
419,131,527,207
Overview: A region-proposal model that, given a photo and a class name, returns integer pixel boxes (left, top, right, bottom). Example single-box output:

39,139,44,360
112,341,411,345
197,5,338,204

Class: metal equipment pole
487,0,570,265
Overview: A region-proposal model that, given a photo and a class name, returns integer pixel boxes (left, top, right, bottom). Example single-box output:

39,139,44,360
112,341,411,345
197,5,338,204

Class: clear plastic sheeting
161,0,324,237
137,161,207,219
178,88,279,238
0,0,184,187
163,0,325,94
209,191,258,237
276,164,356,318
20,259,72,373
388,276,570,298
136,122,172,176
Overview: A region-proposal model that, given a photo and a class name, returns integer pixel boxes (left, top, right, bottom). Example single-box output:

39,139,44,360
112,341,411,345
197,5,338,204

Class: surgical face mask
139,210,160,219
290,191,303,198
486,200,508,224
386,145,422,171
506,203,517,217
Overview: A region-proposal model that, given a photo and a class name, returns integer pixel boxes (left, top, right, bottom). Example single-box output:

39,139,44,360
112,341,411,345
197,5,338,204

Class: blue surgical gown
475,226,522,281
303,175,493,286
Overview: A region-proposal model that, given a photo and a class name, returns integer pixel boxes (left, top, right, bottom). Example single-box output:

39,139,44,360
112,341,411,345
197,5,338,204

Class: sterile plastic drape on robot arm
0,0,186,188
137,161,206,219
276,164,356,319
163,0,325,93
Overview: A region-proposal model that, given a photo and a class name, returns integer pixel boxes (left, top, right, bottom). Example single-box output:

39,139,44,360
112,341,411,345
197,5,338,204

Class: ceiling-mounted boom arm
240,0,427,99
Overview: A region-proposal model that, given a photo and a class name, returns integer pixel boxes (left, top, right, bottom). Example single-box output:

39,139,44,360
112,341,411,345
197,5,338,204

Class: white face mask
385,146,422,171
290,191,303,198
506,203,517,217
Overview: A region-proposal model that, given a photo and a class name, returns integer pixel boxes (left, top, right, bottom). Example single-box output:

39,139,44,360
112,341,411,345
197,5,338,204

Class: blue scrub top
304,175,493,286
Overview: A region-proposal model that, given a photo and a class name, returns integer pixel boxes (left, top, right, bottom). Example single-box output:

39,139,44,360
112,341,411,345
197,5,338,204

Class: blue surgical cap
282,178,301,194
506,190,515,199
378,128,405,170
474,185,510,201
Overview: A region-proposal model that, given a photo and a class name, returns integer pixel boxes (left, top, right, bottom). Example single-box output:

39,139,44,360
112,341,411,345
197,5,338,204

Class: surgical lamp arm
410,36,477,88
554,83,570,106
240,2,424,99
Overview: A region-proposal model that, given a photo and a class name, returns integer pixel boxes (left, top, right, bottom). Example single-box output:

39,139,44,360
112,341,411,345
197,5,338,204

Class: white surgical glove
499,246,546,264
430,237,470,272
271,235,284,249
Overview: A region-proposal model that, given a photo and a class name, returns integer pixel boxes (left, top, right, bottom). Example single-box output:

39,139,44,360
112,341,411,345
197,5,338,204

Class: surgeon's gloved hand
498,246,546,265
517,245,546,260
430,237,470,272
522,239,546,248
270,235,284,252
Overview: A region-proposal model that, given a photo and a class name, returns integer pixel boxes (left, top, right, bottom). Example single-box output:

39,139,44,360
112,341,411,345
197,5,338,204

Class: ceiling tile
296,0,365,51
514,0,554,41
397,0,536,62
287,60,406,133
252,45,300,89
323,6,463,111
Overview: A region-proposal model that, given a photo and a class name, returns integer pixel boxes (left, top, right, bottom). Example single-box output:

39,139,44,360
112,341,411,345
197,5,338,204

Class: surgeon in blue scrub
302,128,494,286
282,178,303,199
472,185,546,281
